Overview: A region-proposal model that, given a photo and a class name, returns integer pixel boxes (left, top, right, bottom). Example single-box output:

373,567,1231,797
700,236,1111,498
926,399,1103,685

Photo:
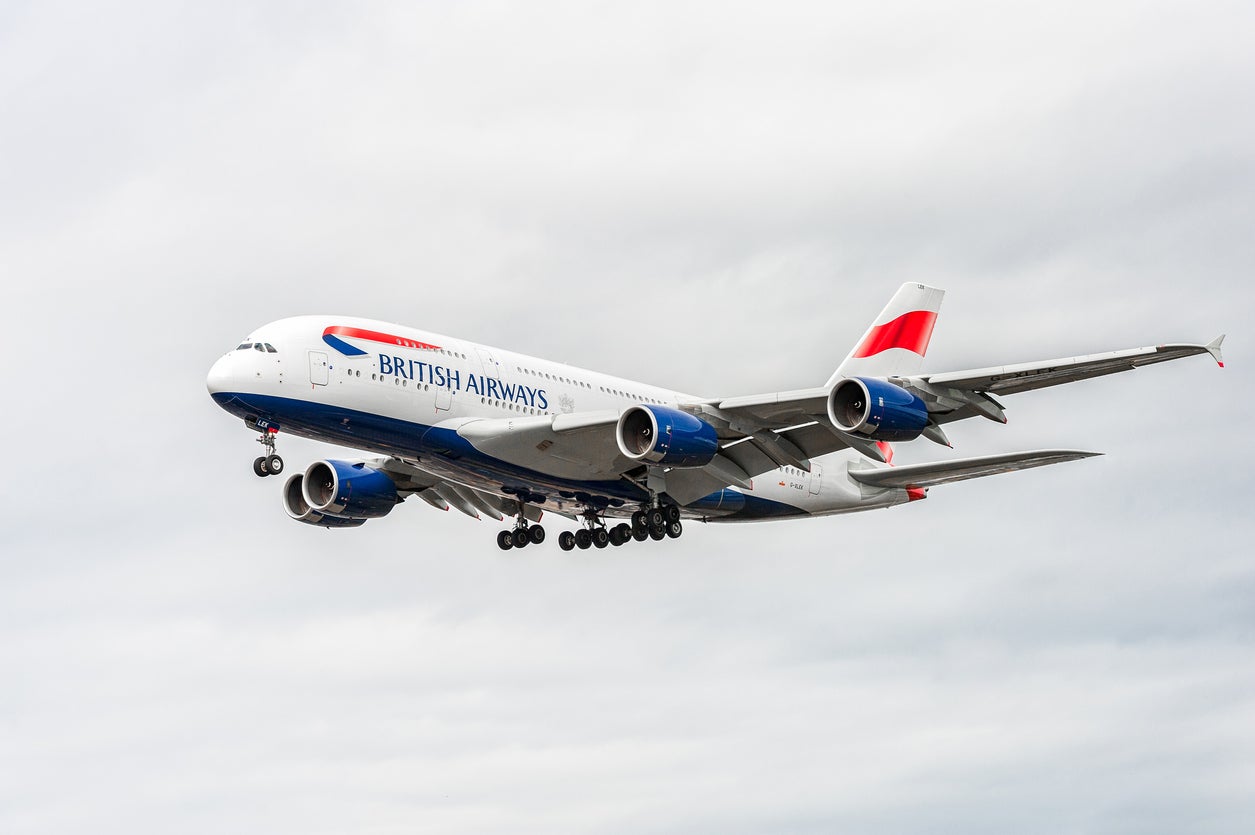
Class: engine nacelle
828,377,930,442
616,405,719,468
282,474,368,528
301,460,400,520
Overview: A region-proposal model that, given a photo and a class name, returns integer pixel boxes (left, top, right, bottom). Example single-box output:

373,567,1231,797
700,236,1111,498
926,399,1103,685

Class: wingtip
1207,334,1225,368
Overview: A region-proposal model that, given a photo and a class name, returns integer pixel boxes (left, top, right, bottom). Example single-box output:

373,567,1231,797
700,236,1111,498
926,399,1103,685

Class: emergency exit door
309,351,329,386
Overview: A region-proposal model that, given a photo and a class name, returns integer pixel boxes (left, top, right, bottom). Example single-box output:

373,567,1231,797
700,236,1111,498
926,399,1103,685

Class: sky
2,1,1253,832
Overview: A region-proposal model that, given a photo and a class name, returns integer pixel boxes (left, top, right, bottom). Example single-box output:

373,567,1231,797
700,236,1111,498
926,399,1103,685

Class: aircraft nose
206,354,235,397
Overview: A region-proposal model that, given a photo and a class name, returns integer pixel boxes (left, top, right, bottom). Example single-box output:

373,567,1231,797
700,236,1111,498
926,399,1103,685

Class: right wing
915,336,1225,425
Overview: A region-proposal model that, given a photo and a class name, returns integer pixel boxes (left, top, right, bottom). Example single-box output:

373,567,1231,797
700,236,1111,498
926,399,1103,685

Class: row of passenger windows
480,397,545,415
514,364,664,404
237,342,277,353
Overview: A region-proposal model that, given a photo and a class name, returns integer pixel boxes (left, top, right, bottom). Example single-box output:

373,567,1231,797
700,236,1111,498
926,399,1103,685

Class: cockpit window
264,343,277,353
254,343,265,352
237,343,253,351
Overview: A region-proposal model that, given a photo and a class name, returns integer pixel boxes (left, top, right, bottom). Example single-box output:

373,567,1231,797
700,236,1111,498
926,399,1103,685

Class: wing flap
848,449,1100,489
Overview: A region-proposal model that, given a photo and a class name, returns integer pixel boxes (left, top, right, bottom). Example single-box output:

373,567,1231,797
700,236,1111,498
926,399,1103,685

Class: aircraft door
476,347,501,380
435,385,452,411
809,463,823,495
309,351,329,386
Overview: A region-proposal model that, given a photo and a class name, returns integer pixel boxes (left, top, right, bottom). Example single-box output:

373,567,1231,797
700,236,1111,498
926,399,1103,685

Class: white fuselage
206,316,912,522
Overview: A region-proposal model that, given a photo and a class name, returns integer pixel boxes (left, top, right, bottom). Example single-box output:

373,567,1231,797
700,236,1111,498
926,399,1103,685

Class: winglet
1206,335,1225,368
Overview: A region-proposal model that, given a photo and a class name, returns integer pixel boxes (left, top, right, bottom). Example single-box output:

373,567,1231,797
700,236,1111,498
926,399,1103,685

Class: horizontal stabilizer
849,449,1100,490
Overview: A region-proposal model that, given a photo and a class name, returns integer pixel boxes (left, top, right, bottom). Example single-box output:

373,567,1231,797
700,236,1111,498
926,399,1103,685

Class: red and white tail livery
830,282,945,381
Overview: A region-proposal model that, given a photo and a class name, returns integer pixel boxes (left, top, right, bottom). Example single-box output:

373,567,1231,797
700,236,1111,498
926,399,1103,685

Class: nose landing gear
252,428,284,477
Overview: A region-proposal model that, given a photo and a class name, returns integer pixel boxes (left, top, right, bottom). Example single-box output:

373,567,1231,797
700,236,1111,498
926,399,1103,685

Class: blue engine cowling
616,405,720,468
299,460,400,520
828,377,930,442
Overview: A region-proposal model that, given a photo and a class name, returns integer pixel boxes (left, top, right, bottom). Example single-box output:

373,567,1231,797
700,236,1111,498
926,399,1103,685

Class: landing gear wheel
265,455,284,476
497,530,514,550
253,457,269,477
666,520,683,539
646,507,666,529
613,523,632,545
631,510,647,532
665,504,681,524
558,531,576,551
649,526,666,541
575,529,592,550
632,527,649,542
528,525,546,545
512,528,530,549
592,528,610,549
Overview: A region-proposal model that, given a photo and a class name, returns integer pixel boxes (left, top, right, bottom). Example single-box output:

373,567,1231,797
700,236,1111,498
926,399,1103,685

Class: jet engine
616,405,719,468
828,377,930,442
286,459,401,527
282,474,368,528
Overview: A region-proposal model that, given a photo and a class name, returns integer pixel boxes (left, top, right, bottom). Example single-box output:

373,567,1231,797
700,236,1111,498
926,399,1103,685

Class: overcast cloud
2,1,1253,832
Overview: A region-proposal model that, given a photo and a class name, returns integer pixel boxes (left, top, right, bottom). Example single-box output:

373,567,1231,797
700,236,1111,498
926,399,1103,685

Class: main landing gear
556,503,683,551
252,428,284,477
496,505,546,551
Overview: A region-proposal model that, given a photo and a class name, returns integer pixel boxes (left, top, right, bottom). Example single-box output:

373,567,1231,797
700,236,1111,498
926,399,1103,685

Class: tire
497,530,514,550
665,504,680,524
631,510,647,532
614,523,632,544
646,507,665,529
666,520,683,539
575,529,592,550
529,525,546,545
649,526,666,541
512,528,530,549
558,531,576,551
253,457,269,477
265,455,284,476
632,527,649,542
592,528,609,548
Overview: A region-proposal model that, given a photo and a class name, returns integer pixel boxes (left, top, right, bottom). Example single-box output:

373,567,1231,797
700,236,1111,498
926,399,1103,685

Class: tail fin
827,283,945,384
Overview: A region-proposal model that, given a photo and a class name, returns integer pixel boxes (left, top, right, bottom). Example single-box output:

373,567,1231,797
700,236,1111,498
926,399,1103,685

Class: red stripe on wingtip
852,310,938,358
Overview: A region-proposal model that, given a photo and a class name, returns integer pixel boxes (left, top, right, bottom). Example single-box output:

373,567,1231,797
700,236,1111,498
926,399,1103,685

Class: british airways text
377,354,549,409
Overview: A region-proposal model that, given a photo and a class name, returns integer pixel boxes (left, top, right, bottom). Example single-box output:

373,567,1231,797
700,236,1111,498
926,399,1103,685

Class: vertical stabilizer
827,283,945,384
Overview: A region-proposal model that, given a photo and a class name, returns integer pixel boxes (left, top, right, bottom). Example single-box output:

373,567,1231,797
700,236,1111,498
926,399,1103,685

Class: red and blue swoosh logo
322,326,442,356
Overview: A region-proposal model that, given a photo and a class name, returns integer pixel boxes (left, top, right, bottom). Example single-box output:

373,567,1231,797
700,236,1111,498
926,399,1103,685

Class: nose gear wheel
251,429,283,477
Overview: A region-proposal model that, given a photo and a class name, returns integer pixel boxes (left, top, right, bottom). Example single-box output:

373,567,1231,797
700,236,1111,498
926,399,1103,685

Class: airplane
205,284,1224,551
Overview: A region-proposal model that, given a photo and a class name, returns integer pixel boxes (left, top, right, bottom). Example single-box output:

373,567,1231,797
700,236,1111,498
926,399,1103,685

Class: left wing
374,457,548,522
